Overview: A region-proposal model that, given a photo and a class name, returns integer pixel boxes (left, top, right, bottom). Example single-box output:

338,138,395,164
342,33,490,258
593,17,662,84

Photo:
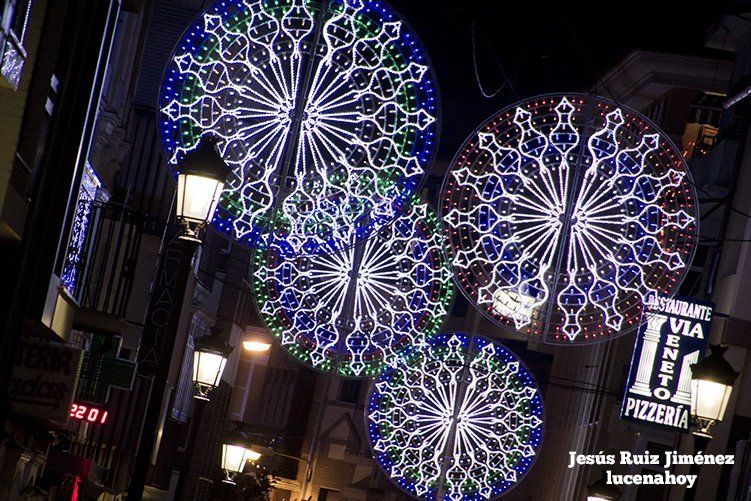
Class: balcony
61,201,146,334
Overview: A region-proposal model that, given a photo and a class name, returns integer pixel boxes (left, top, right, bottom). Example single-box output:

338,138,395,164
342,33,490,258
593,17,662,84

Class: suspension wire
471,18,517,100
548,374,621,392
546,381,621,398
486,36,521,101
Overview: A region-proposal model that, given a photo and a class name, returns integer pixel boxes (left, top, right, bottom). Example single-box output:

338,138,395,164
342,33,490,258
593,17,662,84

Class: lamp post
684,344,739,501
175,332,233,499
127,137,230,501
586,470,622,501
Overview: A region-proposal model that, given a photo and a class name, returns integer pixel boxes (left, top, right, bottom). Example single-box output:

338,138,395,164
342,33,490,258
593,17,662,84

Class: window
645,97,665,125
682,92,724,159
251,367,297,428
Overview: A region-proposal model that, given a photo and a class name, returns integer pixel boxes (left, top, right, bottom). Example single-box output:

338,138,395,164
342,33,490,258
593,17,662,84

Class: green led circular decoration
160,0,440,251
252,198,453,377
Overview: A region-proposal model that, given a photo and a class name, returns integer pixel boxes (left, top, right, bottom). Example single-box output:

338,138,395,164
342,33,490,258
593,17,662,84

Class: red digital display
69,403,109,424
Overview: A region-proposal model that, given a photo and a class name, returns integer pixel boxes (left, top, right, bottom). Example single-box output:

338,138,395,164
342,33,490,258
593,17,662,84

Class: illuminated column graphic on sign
672,351,701,404
629,314,668,396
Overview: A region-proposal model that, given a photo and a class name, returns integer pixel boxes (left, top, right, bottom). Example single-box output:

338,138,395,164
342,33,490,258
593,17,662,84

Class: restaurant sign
621,295,713,431
9,339,83,421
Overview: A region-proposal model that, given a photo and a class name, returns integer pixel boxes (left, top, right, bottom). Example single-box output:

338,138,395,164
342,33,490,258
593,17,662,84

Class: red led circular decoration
441,94,698,344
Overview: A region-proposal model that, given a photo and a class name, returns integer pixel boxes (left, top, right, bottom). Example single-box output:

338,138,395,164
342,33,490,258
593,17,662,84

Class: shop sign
621,295,713,431
9,339,83,421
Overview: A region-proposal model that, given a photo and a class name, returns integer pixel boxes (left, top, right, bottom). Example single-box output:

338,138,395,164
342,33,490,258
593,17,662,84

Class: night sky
387,0,733,160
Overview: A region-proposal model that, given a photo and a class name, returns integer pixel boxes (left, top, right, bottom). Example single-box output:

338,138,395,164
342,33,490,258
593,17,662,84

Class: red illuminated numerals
69,403,109,424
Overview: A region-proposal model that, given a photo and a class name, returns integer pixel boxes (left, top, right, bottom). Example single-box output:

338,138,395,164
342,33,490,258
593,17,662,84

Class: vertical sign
621,295,713,431
136,227,189,375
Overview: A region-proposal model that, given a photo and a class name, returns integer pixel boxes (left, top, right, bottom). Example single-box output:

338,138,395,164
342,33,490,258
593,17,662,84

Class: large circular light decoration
252,198,453,377
160,0,439,251
368,333,544,500
442,94,697,344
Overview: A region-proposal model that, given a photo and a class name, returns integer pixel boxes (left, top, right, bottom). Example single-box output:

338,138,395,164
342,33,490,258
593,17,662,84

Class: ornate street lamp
221,430,260,484
242,326,272,353
193,333,233,400
690,344,739,438
586,470,622,501
175,136,230,242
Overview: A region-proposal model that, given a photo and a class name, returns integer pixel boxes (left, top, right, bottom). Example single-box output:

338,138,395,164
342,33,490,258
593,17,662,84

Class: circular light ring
441,94,698,344
252,198,453,377
368,333,544,500
160,0,439,252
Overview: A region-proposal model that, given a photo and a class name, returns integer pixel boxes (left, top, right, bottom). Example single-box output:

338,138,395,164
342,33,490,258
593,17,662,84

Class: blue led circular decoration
160,0,439,251
367,333,544,500
252,198,454,377
442,94,698,344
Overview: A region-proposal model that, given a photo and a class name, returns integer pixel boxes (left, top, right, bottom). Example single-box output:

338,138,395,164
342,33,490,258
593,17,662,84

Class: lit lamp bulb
242,326,272,353
175,136,231,242
220,430,259,484
690,344,739,438
192,333,233,400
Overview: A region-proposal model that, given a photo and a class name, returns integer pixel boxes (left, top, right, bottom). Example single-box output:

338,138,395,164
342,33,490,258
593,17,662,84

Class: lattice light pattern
368,333,543,500
442,95,697,344
160,0,439,251
252,199,453,377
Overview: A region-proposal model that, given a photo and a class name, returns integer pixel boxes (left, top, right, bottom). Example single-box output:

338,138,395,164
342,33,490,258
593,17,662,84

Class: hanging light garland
441,94,697,344
160,0,439,251
367,333,544,500
252,198,453,377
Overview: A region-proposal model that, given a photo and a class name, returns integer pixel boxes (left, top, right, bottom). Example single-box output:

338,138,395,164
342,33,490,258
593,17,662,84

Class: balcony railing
62,202,144,318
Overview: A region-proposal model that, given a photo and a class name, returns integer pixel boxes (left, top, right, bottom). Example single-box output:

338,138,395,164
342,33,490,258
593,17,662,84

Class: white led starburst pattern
368,333,544,500
442,94,698,344
252,199,453,377
160,0,439,251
